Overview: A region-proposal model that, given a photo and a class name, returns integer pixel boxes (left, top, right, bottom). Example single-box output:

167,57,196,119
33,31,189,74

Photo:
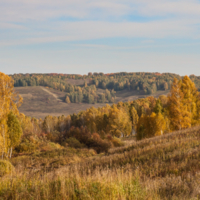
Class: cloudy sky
1,0,200,75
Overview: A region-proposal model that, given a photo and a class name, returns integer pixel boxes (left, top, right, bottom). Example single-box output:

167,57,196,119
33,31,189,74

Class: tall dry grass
1,126,200,199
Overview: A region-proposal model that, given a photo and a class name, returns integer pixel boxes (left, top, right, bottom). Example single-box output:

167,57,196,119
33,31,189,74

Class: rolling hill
15,86,169,119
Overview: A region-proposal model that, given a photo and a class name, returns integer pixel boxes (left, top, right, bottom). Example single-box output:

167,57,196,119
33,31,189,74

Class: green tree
7,112,22,158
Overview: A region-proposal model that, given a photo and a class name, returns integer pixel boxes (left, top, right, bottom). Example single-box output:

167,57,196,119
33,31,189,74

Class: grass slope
1,126,200,199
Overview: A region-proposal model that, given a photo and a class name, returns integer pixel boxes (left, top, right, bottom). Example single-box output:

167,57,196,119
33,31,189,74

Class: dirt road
41,87,62,102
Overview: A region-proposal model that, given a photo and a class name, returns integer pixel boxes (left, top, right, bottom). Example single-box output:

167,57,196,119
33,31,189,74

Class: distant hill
11,72,200,118
10,72,184,104
14,86,169,119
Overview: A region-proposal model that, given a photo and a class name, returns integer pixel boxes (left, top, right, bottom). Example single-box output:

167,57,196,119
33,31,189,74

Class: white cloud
1,0,200,23
0,18,199,46
0,0,200,54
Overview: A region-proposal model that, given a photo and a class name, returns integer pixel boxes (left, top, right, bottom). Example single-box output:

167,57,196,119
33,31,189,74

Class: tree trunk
10,147,12,158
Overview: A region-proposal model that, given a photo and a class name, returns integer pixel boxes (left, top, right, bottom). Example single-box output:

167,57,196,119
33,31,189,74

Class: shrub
85,138,112,153
48,142,63,149
15,140,38,153
66,127,112,153
111,137,124,147
66,137,86,148
0,160,15,177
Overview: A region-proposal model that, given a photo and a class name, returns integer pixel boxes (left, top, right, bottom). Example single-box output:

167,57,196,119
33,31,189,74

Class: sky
1,0,200,76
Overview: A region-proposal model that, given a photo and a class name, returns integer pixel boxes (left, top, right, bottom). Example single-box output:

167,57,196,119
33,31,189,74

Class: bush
0,160,15,177
66,127,112,153
66,137,86,148
85,138,112,153
111,137,124,147
15,140,38,153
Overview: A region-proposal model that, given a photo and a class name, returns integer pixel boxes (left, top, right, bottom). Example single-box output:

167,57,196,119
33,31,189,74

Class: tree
136,112,166,140
180,76,200,126
167,78,191,131
154,99,163,114
7,112,22,158
65,96,71,103
130,107,139,134
0,72,22,159
107,106,132,137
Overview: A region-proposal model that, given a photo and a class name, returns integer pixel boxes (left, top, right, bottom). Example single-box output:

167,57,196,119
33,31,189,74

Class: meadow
1,126,200,200
15,86,168,119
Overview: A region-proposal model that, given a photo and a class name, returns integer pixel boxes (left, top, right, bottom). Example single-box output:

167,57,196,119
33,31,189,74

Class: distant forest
10,72,200,103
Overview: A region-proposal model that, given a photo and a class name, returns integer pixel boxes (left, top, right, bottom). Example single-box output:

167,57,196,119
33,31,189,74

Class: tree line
10,72,200,104
1,72,200,157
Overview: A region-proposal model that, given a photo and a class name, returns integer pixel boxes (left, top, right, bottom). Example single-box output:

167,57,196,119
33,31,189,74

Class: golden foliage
0,72,23,158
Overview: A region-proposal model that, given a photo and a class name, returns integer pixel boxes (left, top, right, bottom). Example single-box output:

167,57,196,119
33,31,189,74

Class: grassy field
1,126,200,199
15,86,169,119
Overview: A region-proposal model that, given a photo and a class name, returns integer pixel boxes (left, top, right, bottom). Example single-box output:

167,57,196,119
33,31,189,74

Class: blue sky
1,0,200,76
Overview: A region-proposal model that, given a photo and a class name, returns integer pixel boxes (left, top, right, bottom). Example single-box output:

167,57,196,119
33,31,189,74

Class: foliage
168,76,200,131
0,72,23,158
66,137,86,148
10,72,184,104
1,126,200,199
7,112,22,158
0,160,14,177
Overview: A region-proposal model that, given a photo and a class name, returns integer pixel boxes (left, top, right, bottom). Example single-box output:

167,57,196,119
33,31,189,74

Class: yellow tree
153,112,167,136
107,106,132,137
83,107,99,133
65,96,71,103
136,112,166,140
0,72,22,158
136,114,147,140
180,76,200,126
130,107,139,134
167,78,190,131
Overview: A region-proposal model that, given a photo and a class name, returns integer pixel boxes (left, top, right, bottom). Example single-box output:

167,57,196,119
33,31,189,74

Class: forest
11,72,200,104
2,72,200,155
1,72,200,199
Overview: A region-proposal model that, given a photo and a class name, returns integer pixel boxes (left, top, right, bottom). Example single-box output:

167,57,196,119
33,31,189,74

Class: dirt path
41,87,61,101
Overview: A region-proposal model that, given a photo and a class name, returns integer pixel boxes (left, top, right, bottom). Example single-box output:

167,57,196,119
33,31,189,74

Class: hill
15,86,169,119
11,72,182,104
1,126,200,199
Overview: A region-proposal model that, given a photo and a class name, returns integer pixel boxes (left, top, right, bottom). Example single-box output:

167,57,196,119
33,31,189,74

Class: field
15,86,169,119
1,126,200,199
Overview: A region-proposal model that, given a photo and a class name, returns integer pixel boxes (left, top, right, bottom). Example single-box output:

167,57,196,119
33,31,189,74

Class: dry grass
1,126,200,199
15,86,109,119
14,86,169,119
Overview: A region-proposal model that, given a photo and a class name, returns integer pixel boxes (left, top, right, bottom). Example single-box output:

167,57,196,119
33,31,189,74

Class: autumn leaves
1,72,200,158
137,76,200,139
168,76,200,131
0,72,23,158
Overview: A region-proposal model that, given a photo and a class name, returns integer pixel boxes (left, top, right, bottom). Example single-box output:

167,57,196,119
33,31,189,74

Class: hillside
1,126,200,199
11,72,182,104
1,72,200,199
15,86,169,119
